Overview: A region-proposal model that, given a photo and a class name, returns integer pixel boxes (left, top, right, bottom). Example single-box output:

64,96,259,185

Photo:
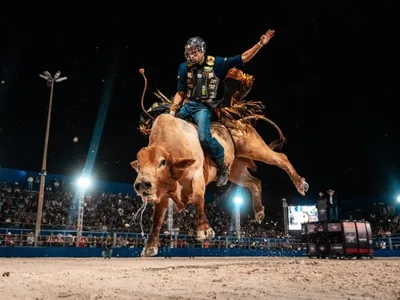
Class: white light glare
397,195,400,203
77,177,91,189
234,196,243,205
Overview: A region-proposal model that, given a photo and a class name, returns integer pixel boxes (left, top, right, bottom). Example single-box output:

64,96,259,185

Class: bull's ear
171,158,196,180
130,160,139,173
172,158,196,169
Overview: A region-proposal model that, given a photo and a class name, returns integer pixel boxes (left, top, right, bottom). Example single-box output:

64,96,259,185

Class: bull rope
139,68,154,120
128,200,148,237
126,68,152,237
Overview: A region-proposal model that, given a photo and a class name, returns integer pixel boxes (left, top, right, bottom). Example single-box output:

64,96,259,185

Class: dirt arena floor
0,256,399,300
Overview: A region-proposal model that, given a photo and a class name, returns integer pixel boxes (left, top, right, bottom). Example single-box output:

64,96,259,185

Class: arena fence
0,228,399,258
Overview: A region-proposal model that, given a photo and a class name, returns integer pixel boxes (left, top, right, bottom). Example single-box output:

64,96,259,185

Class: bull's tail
139,68,154,120
239,115,287,151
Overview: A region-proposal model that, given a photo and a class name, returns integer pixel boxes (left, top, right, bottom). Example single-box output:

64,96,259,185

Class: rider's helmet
184,36,206,64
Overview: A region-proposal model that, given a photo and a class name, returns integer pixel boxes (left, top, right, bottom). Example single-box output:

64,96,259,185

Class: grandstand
0,167,398,251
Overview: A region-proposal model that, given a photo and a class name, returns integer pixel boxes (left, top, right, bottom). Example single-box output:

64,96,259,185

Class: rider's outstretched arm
241,29,275,63
241,43,263,63
214,29,276,78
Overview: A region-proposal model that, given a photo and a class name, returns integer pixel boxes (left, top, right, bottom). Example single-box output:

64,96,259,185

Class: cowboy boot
216,163,229,187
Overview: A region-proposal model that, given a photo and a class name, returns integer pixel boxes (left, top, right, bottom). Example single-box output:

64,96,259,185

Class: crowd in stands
0,178,284,237
0,176,399,249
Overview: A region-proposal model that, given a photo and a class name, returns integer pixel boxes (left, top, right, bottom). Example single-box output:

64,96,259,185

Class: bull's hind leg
229,158,265,224
236,130,309,196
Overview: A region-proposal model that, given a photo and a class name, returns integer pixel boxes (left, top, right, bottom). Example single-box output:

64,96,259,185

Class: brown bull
131,112,309,257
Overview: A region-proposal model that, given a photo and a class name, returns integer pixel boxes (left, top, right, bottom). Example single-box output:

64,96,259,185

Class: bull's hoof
297,178,309,196
205,228,215,239
197,227,215,241
197,230,206,241
255,207,265,224
141,247,158,257
302,180,309,192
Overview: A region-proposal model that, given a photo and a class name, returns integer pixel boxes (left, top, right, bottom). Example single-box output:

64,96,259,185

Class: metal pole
231,207,235,233
34,79,55,247
282,198,288,236
235,204,241,239
76,190,86,247
167,198,174,232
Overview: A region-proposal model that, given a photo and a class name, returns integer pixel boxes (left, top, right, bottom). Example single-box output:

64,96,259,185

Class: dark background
0,3,398,212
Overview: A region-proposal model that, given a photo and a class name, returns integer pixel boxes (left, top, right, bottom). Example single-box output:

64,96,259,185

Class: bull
131,70,309,257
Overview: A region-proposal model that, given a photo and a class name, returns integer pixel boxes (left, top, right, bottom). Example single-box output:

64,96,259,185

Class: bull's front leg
190,175,215,241
141,197,168,257
192,194,215,241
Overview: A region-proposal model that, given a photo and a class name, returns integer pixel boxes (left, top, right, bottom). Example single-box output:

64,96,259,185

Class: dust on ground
0,256,399,300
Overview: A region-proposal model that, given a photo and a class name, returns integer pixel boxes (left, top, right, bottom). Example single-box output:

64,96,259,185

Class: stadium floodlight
77,176,92,190
39,74,49,80
56,76,67,82
233,196,243,205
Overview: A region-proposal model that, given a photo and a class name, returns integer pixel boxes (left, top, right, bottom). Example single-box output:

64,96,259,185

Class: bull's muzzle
134,180,152,194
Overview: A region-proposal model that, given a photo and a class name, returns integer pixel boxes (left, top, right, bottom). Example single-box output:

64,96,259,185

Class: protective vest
186,56,219,101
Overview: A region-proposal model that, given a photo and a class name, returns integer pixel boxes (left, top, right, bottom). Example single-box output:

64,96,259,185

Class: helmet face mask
185,37,206,64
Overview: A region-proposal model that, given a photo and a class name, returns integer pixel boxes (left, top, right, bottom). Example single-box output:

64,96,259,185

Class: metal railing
0,227,297,249
1,227,398,250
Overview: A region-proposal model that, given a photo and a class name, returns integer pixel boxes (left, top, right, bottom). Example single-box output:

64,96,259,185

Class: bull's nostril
134,182,141,191
134,181,152,191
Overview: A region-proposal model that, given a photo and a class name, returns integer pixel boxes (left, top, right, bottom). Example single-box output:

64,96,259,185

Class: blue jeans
178,101,225,167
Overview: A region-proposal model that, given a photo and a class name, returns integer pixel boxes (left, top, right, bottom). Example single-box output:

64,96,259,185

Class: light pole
166,198,180,248
34,71,67,247
76,176,91,246
233,196,243,239
167,198,174,232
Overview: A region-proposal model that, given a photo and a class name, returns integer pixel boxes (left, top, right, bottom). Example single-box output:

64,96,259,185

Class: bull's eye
159,159,166,167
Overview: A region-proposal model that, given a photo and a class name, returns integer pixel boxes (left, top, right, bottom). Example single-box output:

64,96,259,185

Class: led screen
288,205,318,230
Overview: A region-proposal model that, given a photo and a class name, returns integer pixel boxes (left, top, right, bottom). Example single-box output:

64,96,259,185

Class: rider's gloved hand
169,103,179,116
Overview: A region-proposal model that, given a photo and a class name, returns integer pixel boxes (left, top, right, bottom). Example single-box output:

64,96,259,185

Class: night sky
0,3,397,207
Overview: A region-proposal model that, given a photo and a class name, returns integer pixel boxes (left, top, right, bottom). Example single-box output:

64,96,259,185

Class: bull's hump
152,114,198,139
149,114,203,161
